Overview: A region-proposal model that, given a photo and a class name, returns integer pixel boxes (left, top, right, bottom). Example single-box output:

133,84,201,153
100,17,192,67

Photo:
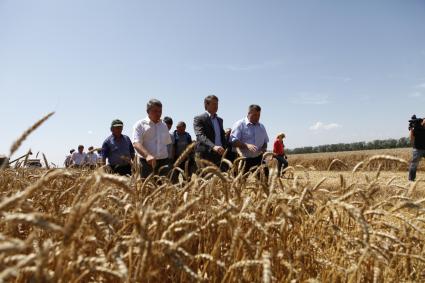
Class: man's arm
231,122,257,152
129,139,136,160
133,142,151,159
193,115,215,150
70,152,75,165
232,139,248,149
410,129,415,146
132,123,156,166
261,142,267,153
100,141,109,165
133,142,157,166
218,118,227,148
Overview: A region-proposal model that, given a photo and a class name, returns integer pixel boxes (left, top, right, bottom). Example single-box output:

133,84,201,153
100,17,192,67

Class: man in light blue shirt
231,104,269,173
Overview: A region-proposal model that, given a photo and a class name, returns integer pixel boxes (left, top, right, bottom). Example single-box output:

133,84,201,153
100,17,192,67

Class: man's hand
213,146,225,156
146,154,156,168
246,144,258,152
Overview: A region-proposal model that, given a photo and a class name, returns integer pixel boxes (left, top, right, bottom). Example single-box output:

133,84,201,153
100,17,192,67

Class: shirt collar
143,116,162,125
245,117,256,126
206,111,217,119
111,134,122,141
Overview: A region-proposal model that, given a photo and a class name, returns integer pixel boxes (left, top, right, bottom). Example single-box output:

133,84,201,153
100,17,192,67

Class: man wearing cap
231,104,269,173
101,119,135,175
132,99,172,178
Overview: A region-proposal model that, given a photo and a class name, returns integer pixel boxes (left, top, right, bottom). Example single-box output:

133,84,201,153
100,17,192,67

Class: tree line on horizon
286,137,411,155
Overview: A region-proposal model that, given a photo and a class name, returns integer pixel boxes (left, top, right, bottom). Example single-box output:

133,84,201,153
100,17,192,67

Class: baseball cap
111,119,124,127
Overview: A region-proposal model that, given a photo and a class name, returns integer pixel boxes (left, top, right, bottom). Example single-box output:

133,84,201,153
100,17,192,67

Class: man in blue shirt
101,119,135,176
231,104,269,173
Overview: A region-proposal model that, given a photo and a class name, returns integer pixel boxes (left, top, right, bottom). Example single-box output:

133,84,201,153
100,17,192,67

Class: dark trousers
111,164,132,176
409,148,425,181
224,149,237,163
274,155,288,176
171,158,196,183
244,155,264,173
196,151,227,171
140,158,170,178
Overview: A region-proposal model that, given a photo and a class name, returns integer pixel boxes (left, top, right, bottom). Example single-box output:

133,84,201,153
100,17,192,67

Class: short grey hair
146,99,162,112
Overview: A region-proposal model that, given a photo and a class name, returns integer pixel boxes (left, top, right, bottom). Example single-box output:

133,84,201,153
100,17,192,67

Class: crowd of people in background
64,145,103,169
64,95,289,179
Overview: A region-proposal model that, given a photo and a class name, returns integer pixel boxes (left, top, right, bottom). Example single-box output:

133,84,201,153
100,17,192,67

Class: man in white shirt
64,149,75,168
85,146,99,169
132,99,172,178
71,145,87,168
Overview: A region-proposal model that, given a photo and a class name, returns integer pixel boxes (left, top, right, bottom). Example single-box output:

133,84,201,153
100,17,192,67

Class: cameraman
409,118,425,181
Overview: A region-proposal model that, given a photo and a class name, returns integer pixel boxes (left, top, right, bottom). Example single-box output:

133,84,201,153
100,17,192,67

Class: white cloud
408,83,425,98
410,92,424,98
291,92,330,105
188,61,282,72
322,75,352,83
309,122,341,131
88,130,93,135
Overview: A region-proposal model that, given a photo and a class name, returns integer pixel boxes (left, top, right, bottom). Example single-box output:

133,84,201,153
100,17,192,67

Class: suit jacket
193,112,227,154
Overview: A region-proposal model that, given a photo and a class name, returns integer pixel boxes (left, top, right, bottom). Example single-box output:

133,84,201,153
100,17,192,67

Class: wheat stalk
9,112,55,158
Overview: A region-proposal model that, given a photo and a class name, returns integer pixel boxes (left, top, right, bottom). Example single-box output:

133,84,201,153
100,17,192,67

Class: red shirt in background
273,139,284,156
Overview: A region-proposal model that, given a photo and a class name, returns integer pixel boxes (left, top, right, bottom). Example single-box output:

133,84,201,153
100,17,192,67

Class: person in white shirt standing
132,99,172,178
64,149,75,168
85,146,99,169
71,145,87,168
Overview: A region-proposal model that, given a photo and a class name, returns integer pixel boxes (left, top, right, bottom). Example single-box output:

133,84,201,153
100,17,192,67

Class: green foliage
287,137,411,154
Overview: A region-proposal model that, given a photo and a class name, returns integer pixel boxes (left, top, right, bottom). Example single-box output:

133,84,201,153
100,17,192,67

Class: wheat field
2,114,425,282
1,155,425,282
287,148,423,172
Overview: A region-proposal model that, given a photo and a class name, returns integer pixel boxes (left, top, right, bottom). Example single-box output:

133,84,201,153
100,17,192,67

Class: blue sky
1,0,425,166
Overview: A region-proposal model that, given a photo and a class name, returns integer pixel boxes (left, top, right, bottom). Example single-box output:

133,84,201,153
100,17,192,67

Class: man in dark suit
193,95,227,167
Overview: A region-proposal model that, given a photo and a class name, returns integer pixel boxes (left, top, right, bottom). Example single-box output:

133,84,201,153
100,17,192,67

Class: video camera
409,115,423,131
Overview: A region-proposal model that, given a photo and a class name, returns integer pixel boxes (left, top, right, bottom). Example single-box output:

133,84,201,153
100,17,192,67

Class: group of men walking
67,95,288,178
64,145,101,169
